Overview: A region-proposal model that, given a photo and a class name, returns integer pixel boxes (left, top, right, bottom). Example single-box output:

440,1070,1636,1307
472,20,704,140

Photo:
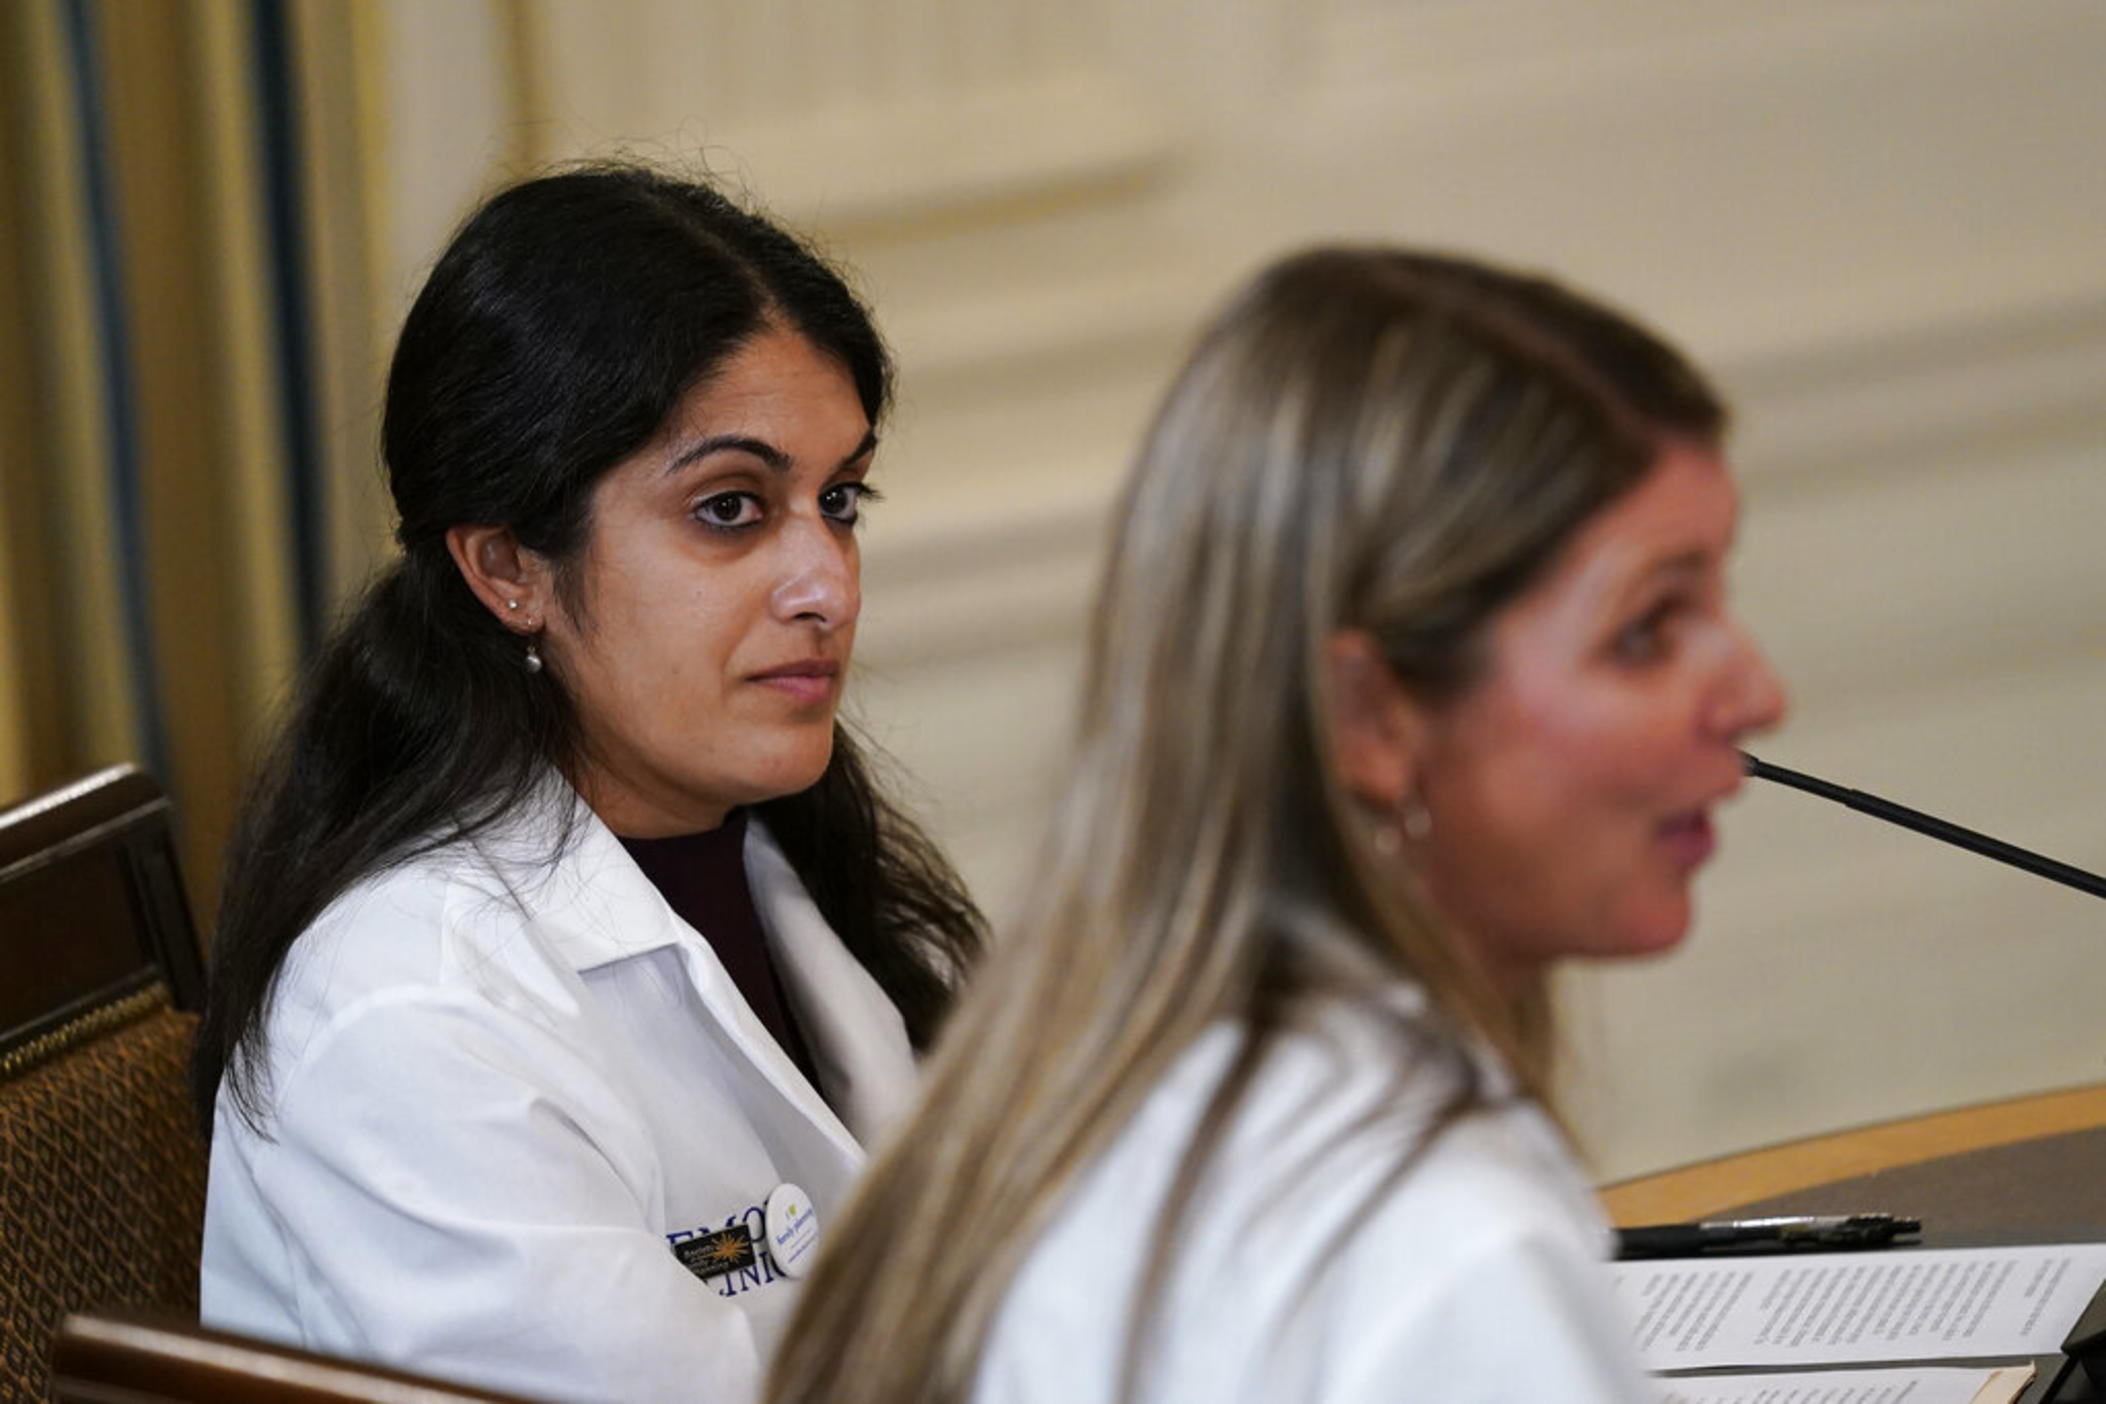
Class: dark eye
1612,601,1678,664
820,482,877,525
695,492,763,529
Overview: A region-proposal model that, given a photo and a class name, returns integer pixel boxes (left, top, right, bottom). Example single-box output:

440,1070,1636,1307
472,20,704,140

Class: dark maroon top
617,810,822,1092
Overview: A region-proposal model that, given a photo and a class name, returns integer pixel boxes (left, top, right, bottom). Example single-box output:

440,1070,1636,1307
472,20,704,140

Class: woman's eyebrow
664,426,878,476
665,433,790,475
1643,547,1711,581
837,427,879,471
1600,548,1710,609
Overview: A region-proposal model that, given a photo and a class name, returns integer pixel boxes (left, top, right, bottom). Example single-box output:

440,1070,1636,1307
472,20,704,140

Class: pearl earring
525,639,543,674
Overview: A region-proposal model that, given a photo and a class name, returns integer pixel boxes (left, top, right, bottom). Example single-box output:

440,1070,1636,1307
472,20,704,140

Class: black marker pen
1615,1213,1921,1259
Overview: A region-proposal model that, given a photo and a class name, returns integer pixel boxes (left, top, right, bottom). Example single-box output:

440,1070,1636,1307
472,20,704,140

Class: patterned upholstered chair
0,765,208,1401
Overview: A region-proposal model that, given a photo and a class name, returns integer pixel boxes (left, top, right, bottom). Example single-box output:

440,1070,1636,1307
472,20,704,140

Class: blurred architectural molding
857,291,2106,684
518,0,1175,229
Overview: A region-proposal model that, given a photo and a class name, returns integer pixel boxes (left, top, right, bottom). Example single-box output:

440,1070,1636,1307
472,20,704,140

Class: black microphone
1742,753,2106,902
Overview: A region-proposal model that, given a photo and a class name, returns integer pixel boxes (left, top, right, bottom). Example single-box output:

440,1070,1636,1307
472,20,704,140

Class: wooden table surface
1599,1081,2106,1227
1599,1083,2106,1402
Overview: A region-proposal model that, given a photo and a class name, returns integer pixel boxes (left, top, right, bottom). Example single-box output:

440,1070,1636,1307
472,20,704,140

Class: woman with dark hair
194,165,983,1402
769,247,1786,1404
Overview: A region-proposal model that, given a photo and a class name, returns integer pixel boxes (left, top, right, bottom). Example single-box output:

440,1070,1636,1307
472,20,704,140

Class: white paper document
1611,1244,2106,1370
1653,1364,2033,1404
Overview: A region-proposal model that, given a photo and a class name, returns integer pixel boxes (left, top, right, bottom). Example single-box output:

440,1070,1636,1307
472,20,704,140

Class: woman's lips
1658,810,1717,868
750,660,839,706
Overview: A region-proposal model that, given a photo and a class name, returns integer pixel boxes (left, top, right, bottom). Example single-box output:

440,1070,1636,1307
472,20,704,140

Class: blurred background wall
3,0,2102,1181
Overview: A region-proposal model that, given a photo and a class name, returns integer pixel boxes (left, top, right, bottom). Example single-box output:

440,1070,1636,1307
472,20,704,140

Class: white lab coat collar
466,774,916,1151
741,827,919,1144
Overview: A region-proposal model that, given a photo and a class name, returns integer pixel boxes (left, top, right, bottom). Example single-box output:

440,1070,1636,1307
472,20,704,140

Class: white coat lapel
499,785,867,1164
744,821,920,1147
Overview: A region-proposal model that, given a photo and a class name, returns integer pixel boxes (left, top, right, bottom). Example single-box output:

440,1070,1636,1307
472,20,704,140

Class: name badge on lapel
672,1224,757,1283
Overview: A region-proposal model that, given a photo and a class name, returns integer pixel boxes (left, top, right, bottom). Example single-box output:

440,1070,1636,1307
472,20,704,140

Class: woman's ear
1323,629,1427,809
445,524,550,635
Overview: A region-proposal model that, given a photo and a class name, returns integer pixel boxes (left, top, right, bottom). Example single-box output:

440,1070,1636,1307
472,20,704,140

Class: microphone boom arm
1743,753,2106,903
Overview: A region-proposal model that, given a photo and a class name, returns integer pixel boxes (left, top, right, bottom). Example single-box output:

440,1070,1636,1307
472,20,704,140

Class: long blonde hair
768,248,1725,1404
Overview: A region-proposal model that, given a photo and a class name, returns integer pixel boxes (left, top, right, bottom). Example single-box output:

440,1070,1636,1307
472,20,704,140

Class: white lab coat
200,778,919,1403
975,990,1651,1403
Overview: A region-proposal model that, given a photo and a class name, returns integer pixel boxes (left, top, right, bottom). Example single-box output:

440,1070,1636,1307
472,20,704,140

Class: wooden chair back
1,764,205,1051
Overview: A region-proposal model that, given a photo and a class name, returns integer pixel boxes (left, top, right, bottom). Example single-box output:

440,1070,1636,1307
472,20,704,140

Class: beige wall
360,0,2106,1180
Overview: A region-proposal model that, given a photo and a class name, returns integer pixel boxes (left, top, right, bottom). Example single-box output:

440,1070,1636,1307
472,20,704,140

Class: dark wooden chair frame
0,763,205,1063
50,1309,532,1402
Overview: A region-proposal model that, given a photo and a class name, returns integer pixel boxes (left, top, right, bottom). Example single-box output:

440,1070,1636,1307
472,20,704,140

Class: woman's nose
1711,622,1789,742
770,523,859,629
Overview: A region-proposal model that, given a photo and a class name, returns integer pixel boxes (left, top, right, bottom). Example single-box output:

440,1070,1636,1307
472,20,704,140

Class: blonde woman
768,248,1788,1403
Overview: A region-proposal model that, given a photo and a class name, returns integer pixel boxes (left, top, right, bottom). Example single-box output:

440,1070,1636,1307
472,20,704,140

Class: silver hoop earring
525,640,543,674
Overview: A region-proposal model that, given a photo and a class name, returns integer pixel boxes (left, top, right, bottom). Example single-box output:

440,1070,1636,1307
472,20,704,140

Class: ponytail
193,549,572,1132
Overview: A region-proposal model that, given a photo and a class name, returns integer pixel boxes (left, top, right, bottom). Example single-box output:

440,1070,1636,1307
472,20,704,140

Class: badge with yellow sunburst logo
672,1225,757,1282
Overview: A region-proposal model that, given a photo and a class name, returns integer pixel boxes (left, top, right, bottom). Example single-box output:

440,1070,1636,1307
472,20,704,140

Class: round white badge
762,1182,821,1278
